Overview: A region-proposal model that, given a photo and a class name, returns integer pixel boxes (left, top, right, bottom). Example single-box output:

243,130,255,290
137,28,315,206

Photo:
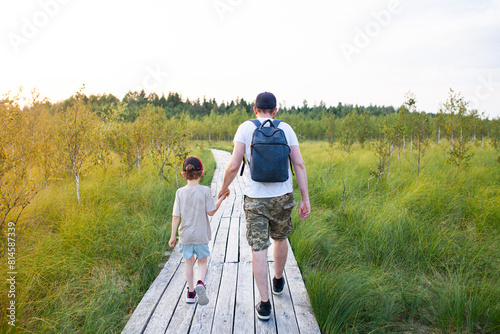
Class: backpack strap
240,120,261,176
271,120,294,176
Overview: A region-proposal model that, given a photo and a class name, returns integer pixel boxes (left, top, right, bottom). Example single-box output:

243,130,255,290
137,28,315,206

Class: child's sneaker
186,288,196,303
195,280,209,305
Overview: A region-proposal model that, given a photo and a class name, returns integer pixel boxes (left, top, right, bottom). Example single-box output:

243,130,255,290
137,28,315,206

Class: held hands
218,188,230,200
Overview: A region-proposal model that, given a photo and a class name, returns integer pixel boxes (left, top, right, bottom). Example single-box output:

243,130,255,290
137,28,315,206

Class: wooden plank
208,214,223,254
164,265,200,334
123,149,321,334
254,266,277,334
268,239,297,264
285,264,321,334
225,216,239,263
221,194,235,218
211,217,231,262
143,258,190,334
189,262,224,334
212,262,238,333
286,240,298,265
234,261,254,333
267,240,275,262
121,251,183,334
268,262,300,334
239,216,252,263
232,195,243,218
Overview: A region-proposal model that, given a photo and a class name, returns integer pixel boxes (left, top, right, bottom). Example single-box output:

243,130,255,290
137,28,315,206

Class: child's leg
198,257,208,283
195,256,209,305
185,255,196,292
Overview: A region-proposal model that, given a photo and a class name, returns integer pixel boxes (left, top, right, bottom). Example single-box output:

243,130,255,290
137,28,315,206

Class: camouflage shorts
244,193,297,252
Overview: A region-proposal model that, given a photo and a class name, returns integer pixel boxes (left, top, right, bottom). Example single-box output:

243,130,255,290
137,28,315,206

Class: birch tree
441,89,474,171
58,93,96,203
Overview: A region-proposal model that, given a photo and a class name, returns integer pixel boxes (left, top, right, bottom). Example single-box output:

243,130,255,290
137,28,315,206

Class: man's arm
290,145,310,220
218,141,245,199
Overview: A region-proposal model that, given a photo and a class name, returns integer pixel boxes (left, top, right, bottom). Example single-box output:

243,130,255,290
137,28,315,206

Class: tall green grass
289,141,500,333
0,145,214,333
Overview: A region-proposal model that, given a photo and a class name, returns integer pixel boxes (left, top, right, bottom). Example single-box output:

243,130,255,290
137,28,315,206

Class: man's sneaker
255,300,272,320
272,276,285,295
195,280,209,305
186,288,196,303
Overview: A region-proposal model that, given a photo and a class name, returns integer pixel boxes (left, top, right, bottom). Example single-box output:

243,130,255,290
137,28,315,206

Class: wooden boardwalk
122,149,320,334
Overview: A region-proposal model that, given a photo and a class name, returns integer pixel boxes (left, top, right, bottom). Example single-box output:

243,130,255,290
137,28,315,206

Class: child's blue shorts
179,243,210,260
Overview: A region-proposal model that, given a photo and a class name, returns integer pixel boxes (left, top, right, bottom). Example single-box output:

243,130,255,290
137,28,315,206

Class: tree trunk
417,140,421,180
74,169,81,204
438,125,441,145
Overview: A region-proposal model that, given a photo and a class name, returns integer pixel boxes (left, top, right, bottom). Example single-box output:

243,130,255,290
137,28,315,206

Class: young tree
369,115,395,187
339,110,358,153
58,92,96,203
403,93,430,179
441,89,474,171
115,113,149,173
355,112,372,149
149,107,173,181
0,93,41,252
433,110,446,145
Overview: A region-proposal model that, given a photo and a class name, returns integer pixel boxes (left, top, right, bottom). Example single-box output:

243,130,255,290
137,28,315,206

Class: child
169,156,228,305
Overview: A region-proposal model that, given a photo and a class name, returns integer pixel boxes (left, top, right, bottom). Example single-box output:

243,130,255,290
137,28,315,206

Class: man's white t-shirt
233,117,299,198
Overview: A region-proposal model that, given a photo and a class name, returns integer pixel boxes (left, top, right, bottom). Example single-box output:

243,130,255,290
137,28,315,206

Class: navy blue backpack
240,119,293,182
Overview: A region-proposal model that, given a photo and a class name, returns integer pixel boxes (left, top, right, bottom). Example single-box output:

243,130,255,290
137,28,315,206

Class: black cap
255,92,277,109
183,156,203,171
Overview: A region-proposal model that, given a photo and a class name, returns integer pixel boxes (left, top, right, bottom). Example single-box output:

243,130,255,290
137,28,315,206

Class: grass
0,144,215,333
289,140,500,333
1,139,499,333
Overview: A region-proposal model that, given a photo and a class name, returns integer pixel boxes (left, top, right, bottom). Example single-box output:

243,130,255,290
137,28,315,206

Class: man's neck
256,114,273,119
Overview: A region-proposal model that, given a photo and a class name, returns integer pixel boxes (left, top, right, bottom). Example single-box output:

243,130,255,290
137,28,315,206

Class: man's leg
253,248,269,302
273,239,288,279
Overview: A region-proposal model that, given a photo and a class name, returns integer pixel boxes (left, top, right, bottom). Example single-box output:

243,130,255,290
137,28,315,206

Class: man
217,92,310,321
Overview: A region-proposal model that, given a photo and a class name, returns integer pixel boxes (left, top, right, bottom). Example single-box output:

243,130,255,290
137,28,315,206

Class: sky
1,0,500,118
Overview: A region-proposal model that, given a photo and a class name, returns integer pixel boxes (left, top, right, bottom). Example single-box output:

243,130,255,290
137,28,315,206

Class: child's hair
182,156,204,180
183,164,204,180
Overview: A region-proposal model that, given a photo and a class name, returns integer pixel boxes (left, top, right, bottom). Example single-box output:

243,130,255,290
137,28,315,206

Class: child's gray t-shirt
172,185,216,245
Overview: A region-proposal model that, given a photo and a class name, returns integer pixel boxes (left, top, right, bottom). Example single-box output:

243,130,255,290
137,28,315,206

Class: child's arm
207,193,228,216
168,215,180,248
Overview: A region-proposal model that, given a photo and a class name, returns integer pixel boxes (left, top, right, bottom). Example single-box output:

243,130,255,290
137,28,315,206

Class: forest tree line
43,89,499,144
1,88,500,247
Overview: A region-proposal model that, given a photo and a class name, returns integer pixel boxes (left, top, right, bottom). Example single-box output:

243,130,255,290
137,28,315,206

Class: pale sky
2,0,500,118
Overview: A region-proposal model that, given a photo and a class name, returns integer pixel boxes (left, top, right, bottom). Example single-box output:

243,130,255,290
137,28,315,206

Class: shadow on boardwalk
122,149,320,334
